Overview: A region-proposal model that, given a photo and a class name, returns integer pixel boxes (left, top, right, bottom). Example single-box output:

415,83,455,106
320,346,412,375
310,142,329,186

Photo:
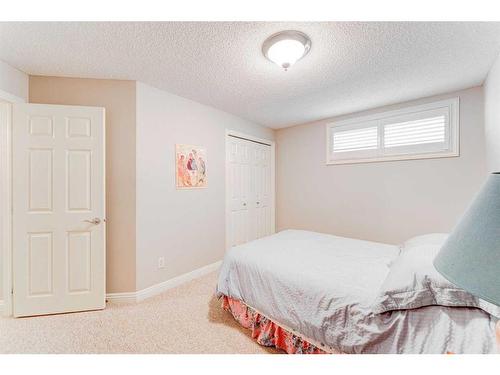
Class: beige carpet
0,271,280,354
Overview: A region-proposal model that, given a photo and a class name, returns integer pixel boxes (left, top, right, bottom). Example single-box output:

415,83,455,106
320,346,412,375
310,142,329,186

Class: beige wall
29,76,137,293
276,87,487,245
484,51,500,173
135,82,274,290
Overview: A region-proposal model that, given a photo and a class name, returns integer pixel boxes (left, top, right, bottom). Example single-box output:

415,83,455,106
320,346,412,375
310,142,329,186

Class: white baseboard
106,260,222,304
105,291,137,303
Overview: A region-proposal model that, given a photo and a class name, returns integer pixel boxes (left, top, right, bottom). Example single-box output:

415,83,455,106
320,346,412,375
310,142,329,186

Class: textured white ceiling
1,22,500,128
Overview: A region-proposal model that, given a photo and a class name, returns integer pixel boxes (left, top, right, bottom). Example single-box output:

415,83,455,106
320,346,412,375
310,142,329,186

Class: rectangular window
326,98,459,165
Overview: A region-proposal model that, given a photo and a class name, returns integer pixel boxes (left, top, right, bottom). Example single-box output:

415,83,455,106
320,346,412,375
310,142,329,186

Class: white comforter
216,230,497,354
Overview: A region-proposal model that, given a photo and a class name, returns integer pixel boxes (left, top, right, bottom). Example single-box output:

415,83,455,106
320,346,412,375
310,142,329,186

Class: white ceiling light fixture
262,30,311,71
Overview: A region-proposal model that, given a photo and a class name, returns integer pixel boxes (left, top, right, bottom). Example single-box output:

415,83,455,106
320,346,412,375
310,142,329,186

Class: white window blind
326,98,459,164
332,126,378,153
384,115,445,148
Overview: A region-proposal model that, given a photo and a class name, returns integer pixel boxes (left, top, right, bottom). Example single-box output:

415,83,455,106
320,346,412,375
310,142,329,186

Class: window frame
325,97,460,165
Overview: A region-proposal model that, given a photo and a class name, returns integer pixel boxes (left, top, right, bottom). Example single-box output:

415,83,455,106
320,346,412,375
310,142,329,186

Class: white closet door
252,143,272,239
12,103,106,317
227,137,251,246
227,135,273,248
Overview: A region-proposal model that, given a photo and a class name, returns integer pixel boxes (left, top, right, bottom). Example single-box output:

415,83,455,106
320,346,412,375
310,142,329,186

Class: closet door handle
83,218,101,225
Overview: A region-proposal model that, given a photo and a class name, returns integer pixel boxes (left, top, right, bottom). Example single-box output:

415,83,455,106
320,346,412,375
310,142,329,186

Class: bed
216,229,498,354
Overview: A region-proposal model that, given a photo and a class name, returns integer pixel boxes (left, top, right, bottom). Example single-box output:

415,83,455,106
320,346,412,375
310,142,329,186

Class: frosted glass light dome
262,31,311,71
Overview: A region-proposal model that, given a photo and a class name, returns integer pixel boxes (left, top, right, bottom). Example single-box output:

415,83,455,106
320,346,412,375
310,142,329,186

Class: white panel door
251,143,272,240
227,135,274,248
227,137,251,247
12,103,105,317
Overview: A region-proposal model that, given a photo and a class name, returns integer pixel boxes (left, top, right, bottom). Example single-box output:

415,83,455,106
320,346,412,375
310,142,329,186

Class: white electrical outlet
158,257,165,269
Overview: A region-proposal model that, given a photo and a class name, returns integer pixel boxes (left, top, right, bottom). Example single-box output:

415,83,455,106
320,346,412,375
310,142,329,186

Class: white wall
0,61,28,303
276,87,487,245
0,60,28,102
135,82,274,290
484,52,500,173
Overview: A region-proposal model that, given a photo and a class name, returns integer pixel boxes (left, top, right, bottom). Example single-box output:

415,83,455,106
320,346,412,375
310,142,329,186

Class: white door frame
0,91,23,317
225,130,276,250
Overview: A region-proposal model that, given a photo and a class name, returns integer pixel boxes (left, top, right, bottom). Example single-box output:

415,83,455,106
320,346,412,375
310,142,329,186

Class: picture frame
175,144,207,189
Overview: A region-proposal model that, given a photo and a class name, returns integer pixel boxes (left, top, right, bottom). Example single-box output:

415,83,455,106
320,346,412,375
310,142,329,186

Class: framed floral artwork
175,144,207,189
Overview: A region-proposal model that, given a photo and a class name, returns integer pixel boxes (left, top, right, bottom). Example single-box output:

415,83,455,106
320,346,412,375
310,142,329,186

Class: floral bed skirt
221,295,328,354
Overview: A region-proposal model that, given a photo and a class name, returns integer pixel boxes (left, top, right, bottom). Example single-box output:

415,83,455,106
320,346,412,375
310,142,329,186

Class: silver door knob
84,218,101,225
243,203,247,206
256,201,260,205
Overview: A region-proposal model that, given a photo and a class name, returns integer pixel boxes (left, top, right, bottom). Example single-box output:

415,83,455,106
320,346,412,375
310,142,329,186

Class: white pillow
373,239,500,318
401,233,449,252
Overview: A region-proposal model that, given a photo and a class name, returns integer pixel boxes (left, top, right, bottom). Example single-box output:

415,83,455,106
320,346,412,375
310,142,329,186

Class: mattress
216,229,497,354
